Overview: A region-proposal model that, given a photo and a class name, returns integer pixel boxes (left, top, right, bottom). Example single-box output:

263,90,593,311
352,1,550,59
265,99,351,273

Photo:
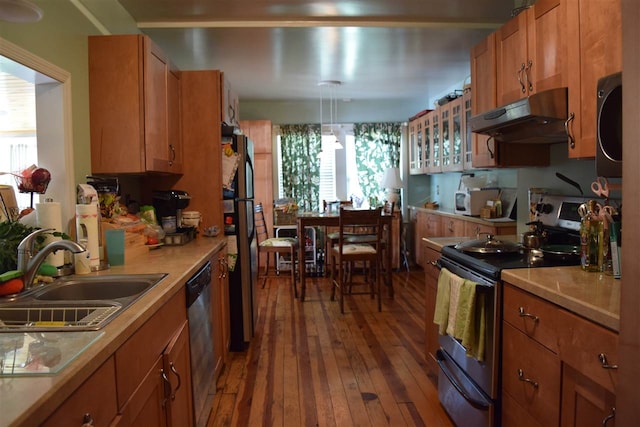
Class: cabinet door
426,110,442,173
449,97,464,171
408,118,423,174
561,364,617,427
211,254,225,379
421,113,431,172
164,320,194,427
144,38,172,173
115,357,168,427
241,119,273,154
496,1,564,105
462,90,474,170
496,11,530,105
44,357,118,427
423,246,440,380
167,66,183,173
470,33,498,168
566,0,622,158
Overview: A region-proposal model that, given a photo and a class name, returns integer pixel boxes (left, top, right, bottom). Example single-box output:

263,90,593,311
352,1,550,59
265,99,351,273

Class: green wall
0,0,138,187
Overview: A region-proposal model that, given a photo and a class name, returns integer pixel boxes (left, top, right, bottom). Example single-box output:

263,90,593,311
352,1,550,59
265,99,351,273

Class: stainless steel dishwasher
186,260,214,427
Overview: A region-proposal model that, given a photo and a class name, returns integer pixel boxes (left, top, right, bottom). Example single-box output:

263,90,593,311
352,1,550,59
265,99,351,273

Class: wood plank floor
206,269,455,427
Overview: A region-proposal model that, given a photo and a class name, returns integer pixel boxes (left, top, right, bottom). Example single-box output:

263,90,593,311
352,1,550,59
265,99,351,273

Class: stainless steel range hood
469,87,568,144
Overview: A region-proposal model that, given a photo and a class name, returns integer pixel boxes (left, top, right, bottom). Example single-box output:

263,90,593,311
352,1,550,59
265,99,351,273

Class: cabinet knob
81,413,95,427
517,368,539,388
598,353,619,369
518,306,539,322
565,113,576,148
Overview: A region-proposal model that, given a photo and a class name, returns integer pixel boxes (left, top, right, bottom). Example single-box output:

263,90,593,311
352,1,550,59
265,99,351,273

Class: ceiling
112,0,519,104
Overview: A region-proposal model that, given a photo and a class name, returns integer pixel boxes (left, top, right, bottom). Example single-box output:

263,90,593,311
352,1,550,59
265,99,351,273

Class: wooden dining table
296,211,394,302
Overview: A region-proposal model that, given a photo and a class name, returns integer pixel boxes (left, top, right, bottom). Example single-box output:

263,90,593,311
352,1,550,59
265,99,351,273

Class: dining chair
322,199,353,276
255,202,299,297
330,206,383,313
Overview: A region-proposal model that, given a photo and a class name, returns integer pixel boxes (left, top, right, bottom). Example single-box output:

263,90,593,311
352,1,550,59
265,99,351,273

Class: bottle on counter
580,200,604,272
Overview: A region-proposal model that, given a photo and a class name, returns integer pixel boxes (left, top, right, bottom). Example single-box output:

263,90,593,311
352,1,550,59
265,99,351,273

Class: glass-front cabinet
441,96,464,172
426,110,441,174
462,89,474,170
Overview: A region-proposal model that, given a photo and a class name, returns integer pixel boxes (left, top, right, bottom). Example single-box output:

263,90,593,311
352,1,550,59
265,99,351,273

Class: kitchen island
0,236,226,427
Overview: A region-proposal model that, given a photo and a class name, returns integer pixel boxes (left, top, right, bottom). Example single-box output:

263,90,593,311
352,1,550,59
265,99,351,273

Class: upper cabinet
89,35,183,174
441,96,464,172
496,0,564,105
221,72,240,127
565,0,622,158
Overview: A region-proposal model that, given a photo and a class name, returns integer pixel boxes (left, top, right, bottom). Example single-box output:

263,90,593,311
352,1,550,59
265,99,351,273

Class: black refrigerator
222,125,257,351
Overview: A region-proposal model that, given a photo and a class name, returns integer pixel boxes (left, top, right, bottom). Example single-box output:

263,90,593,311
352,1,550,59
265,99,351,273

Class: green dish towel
453,280,486,362
433,268,452,335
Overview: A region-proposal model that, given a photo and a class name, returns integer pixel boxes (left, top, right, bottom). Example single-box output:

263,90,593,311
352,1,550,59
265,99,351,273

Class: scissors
591,177,610,200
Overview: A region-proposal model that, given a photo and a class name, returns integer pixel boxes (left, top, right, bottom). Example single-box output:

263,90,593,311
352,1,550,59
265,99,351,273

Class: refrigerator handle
247,199,255,242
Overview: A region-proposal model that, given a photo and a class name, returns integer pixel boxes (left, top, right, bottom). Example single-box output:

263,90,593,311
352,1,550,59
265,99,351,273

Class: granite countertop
0,236,226,427
422,236,621,332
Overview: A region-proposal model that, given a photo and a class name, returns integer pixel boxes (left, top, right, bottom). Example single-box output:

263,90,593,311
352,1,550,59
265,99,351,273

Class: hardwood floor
206,269,454,427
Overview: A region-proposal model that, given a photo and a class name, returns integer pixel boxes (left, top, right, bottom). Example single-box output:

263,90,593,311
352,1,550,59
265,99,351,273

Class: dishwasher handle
186,261,212,307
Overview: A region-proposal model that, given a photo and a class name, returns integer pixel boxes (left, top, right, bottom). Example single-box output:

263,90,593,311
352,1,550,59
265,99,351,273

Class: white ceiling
112,0,519,104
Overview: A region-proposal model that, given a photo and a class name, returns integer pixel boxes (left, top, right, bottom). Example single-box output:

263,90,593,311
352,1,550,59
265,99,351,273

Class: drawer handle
602,407,615,427
518,368,539,388
598,353,619,370
518,307,539,322
81,413,95,427
170,361,182,400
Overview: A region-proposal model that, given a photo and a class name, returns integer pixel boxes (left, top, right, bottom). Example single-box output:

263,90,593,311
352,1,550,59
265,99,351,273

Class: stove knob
536,203,554,214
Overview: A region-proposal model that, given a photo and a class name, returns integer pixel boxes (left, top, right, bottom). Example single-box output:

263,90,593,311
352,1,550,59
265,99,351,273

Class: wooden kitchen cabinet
423,245,441,382
470,30,552,168
440,96,464,172
462,90,474,170
495,0,564,105
240,120,274,254
176,70,223,232
425,110,442,174
565,0,622,158
502,283,619,427
212,248,230,380
464,221,516,239
89,34,182,174
441,216,465,238
115,289,193,427
409,111,430,175
43,357,118,427
414,210,441,268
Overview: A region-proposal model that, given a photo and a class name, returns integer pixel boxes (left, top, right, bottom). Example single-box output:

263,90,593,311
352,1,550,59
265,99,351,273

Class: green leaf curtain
279,124,322,211
353,122,402,203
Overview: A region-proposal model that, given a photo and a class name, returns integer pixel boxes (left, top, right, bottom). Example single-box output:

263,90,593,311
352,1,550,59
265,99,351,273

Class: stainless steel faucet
17,228,85,289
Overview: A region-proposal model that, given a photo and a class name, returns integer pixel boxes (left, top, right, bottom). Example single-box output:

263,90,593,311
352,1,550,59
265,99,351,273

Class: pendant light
318,80,343,150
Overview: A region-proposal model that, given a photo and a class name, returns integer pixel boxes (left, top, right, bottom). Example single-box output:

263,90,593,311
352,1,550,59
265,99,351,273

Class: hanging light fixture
0,0,43,23
318,80,343,150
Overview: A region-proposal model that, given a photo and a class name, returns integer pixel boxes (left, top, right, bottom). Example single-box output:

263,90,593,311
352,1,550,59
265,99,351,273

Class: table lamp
380,167,402,209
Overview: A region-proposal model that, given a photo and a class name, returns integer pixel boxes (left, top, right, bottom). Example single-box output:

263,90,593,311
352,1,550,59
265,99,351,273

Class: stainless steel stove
435,193,590,427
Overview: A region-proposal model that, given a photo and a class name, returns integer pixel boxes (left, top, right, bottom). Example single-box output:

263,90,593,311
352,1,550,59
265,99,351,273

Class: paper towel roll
36,201,64,267
76,204,100,269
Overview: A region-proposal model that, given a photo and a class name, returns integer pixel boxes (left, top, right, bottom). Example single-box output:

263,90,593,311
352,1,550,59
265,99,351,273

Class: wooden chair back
323,199,353,213
255,202,271,244
337,207,383,253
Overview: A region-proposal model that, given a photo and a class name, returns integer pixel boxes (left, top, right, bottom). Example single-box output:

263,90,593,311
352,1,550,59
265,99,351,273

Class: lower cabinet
423,245,441,381
412,207,516,267
212,248,230,380
43,357,118,426
502,283,618,427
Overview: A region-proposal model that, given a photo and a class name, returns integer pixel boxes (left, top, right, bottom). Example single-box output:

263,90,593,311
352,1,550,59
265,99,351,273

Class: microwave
454,189,500,216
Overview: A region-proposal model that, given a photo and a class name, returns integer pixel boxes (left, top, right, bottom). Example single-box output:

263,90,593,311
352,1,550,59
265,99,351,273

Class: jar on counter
161,216,177,234
580,200,604,272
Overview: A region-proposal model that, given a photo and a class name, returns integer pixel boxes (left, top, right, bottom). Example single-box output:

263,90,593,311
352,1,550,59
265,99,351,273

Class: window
0,70,39,209
0,38,75,224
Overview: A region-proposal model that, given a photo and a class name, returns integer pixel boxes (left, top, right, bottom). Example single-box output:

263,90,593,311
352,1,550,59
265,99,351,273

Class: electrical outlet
436,185,440,196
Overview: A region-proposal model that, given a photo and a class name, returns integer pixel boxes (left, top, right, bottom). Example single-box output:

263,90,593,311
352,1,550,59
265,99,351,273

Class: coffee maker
152,190,191,229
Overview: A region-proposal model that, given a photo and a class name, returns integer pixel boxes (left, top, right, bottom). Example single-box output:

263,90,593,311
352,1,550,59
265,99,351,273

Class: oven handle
436,349,490,410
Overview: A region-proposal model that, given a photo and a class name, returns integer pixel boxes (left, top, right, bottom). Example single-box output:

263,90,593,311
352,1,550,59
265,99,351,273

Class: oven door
437,256,500,427
436,348,495,427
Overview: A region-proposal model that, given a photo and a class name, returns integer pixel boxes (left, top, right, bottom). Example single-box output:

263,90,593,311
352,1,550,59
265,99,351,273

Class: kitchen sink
0,273,167,332
31,274,166,301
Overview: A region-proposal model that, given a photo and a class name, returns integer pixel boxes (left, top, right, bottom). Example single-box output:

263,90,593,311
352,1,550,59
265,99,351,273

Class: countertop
423,236,620,332
1,236,226,427
409,205,517,228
